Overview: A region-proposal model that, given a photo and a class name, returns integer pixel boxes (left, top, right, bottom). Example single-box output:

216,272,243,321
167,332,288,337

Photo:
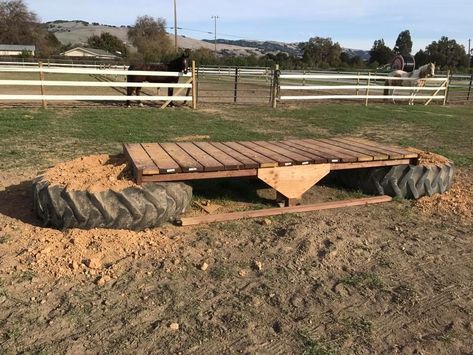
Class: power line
168,26,249,39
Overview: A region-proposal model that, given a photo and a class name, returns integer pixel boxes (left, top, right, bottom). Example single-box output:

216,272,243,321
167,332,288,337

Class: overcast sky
25,0,471,51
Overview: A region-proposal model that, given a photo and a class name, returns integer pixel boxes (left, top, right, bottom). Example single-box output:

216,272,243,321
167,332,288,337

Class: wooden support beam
160,76,193,109
179,195,393,226
257,164,331,206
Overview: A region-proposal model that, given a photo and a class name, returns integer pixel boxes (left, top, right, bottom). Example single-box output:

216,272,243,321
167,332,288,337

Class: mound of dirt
42,154,135,192
406,147,452,166
414,168,472,220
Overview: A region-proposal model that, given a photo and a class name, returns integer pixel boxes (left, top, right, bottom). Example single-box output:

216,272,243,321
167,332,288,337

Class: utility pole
469,38,471,69
173,0,178,51
211,15,219,54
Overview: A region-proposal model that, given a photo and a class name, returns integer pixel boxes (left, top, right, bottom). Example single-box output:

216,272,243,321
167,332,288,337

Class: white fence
0,62,196,109
275,72,449,106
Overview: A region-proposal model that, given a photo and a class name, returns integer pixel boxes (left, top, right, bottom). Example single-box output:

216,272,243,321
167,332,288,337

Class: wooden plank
330,159,413,170
179,196,393,226
271,141,328,163
285,139,353,163
141,143,182,174
252,141,314,165
239,141,294,166
344,137,418,158
319,139,388,160
176,142,224,172
123,143,160,175
160,143,204,172
330,138,403,159
304,139,373,162
210,142,259,169
141,169,258,182
223,142,278,168
194,142,244,170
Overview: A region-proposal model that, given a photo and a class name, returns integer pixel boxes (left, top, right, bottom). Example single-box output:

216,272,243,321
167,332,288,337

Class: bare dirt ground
1,155,472,354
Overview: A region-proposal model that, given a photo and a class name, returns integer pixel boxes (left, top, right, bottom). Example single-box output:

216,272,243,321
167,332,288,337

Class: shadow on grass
0,180,42,226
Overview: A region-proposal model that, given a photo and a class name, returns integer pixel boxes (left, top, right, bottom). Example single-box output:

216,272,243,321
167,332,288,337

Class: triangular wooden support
257,164,331,204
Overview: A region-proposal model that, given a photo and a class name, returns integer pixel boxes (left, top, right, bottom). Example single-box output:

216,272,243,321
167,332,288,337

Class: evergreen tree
369,39,393,65
394,30,413,56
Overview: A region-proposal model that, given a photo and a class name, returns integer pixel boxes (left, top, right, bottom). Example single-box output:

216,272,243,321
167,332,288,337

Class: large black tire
32,177,192,230
334,163,454,199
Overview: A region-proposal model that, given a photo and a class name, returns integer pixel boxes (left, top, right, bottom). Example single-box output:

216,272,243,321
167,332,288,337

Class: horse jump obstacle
124,138,418,223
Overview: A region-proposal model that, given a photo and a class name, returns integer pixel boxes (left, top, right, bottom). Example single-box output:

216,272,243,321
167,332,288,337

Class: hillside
46,20,370,59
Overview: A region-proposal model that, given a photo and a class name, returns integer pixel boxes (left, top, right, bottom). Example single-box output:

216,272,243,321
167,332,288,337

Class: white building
0,44,36,56
62,47,119,60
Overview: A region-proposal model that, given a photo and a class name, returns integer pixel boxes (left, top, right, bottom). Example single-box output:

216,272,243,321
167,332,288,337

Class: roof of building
62,47,118,58
0,44,36,51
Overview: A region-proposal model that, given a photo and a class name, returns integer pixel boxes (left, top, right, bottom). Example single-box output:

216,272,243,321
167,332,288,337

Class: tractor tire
334,162,454,199
32,176,192,230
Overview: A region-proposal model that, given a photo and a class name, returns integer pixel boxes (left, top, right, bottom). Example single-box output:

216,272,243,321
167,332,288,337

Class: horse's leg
168,87,174,107
126,85,133,107
136,87,143,107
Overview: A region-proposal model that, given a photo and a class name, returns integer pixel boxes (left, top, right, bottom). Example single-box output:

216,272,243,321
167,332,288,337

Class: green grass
0,104,472,170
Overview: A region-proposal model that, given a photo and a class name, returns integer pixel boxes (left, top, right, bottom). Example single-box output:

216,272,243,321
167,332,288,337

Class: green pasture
0,104,471,170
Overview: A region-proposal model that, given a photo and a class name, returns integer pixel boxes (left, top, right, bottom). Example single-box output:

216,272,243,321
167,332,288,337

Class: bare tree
128,15,172,63
0,0,38,44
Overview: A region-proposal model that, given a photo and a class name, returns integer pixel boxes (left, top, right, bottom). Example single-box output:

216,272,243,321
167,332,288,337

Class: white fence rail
0,62,196,108
275,73,449,106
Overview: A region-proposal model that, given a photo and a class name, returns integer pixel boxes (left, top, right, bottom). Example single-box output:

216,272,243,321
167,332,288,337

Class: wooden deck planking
239,141,295,166
123,143,160,175
223,142,278,168
319,139,389,160
141,143,182,173
343,137,418,158
176,142,225,172
286,140,355,162
270,141,328,163
194,142,244,170
210,142,260,169
303,139,373,162
329,138,402,159
160,143,204,172
252,141,314,165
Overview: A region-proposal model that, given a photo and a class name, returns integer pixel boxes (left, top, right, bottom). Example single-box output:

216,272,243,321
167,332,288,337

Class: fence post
233,67,239,103
271,64,280,108
356,72,360,96
467,74,473,101
192,60,197,109
365,72,371,106
39,61,47,109
443,70,451,106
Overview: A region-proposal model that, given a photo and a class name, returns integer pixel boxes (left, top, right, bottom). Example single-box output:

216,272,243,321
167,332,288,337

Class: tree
87,32,128,57
0,0,38,44
414,49,429,66
0,0,61,57
393,30,413,56
301,37,342,68
425,36,469,69
127,15,172,63
369,39,393,65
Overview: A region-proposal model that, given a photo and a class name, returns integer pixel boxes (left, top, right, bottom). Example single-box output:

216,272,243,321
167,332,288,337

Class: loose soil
0,157,472,353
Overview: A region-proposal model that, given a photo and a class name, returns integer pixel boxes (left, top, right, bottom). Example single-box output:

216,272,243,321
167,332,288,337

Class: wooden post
365,72,371,106
233,67,239,103
192,60,197,109
443,71,450,106
356,72,360,96
271,64,280,108
38,62,47,109
467,74,473,101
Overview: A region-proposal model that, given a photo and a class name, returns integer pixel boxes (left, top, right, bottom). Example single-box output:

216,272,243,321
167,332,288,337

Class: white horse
384,63,436,105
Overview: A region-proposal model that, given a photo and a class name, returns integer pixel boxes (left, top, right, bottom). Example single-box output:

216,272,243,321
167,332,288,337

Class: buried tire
33,176,192,230
333,162,454,199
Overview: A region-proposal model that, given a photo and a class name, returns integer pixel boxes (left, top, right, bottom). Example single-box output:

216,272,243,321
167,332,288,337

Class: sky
25,0,472,52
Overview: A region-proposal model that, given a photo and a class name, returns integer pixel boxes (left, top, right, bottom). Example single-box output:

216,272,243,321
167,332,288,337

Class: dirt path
0,166,472,354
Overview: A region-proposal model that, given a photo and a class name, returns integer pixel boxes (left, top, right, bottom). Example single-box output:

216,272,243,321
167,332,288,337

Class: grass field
0,103,472,354
1,103,472,169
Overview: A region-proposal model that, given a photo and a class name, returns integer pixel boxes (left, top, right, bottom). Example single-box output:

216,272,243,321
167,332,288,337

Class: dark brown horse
126,51,190,107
